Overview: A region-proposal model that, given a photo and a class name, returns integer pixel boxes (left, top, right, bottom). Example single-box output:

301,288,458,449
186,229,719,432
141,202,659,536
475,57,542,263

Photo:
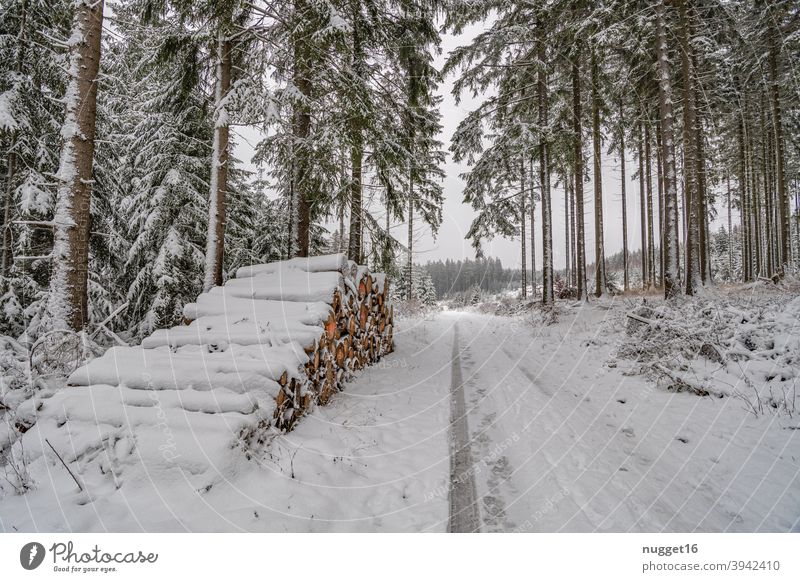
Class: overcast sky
234,19,734,271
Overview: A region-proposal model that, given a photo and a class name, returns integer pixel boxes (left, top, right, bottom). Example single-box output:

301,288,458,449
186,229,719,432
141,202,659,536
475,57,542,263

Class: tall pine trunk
645,123,655,288
46,0,103,331
591,49,605,297
348,14,364,264
565,170,572,289
539,31,553,304
638,122,647,289
530,157,537,291
520,156,527,298
769,34,789,274
204,37,232,291
291,1,312,258
655,0,681,299
572,51,587,301
619,101,629,292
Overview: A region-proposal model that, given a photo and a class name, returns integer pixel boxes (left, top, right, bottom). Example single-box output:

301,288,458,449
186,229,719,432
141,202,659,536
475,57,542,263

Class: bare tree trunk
678,0,700,295
591,49,605,297
1,0,28,282
619,100,628,291
539,31,553,305
738,113,752,281
47,0,103,331
348,11,364,264
656,120,665,287
1,152,15,279
727,173,733,277
572,51,587,301
769,33,789,274
655,0,681,299
638,122,647,289
406,175,413,300
530,157,537,291
645,123,655,288
569,171,576,289
204,37,232,290
292,0,311,258
520,156,527,298
565,169,572,289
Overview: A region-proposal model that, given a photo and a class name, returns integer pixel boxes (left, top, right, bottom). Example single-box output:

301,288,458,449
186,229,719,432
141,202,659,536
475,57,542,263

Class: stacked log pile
233,259,396,429
7,255,393,497
56,254,394,435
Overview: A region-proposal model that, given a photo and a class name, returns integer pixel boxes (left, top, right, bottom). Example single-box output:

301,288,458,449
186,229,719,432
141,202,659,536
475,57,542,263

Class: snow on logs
69,253,394,430
7,255,392,493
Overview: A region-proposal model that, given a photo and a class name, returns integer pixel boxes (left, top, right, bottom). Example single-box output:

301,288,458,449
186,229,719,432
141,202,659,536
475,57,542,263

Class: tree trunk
678,0,700,295
1,152,15,279
638,122,647,289
569,170,576,290
406,177,413,300
591,49,605,297
292,1,312,258
347,14,364,264
727,174,733,277
572,51,587,301
530,157,537,292
520,156,527,298
645,122,655,288
620,101,628,292
655,0,681,299
46,0,103,331
565,169,572,289
657,120,665,287
539,32,553,305
769,34,789,274
204,37,232,291
738,113,752,281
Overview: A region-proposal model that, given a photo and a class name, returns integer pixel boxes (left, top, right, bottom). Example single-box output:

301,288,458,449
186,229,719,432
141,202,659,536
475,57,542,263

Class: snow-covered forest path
2,304,798,532
439,306,799,533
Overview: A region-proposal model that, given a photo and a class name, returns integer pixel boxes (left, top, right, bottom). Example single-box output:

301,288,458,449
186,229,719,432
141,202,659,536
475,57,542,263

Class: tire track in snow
448,323,481,533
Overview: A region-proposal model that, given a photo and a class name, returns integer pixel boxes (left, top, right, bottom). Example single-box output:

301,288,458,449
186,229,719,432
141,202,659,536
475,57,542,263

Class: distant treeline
423,258,521,299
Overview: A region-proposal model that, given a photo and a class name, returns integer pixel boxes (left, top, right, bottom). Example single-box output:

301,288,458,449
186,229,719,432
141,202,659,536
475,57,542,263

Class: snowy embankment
450,283,799,532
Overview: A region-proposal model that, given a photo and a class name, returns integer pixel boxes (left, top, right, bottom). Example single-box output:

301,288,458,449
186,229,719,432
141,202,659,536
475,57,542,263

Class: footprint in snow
621,427,635,438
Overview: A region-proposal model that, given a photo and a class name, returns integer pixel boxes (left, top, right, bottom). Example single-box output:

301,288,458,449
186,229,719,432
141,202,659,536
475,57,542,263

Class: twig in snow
45,439,84,492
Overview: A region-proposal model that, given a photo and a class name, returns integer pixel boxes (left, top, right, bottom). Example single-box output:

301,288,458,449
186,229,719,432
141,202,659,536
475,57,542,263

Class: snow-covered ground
2,285,799,532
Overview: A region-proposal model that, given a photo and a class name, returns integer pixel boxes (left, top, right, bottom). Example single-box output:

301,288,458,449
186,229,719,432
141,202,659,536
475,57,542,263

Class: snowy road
437,306,799,532
2,303,798,532
447,324,481,532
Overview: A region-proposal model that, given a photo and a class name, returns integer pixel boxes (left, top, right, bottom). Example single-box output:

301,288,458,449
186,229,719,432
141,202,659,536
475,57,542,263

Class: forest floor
1,283,799,532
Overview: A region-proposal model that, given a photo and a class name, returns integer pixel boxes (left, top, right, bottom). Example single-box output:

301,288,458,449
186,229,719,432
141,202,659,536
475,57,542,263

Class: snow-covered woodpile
6,254,392,495
70,253,393,431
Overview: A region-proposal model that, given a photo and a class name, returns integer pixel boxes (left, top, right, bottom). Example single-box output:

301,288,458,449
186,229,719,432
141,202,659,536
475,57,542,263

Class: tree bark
619,100,628,292
530,156,537,291
638,122,647,289
520,156,527,298
46,0,103,331
591,49,605,297
203,37,232,290
572,50,587,301
539,30,553,305
292,0,312,258
655,0,681,299
678,0,700,294
769,34,789,274
645,122,655,288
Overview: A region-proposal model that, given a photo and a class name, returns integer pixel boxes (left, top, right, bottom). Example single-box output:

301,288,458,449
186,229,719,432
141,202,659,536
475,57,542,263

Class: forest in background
0,0,798,347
